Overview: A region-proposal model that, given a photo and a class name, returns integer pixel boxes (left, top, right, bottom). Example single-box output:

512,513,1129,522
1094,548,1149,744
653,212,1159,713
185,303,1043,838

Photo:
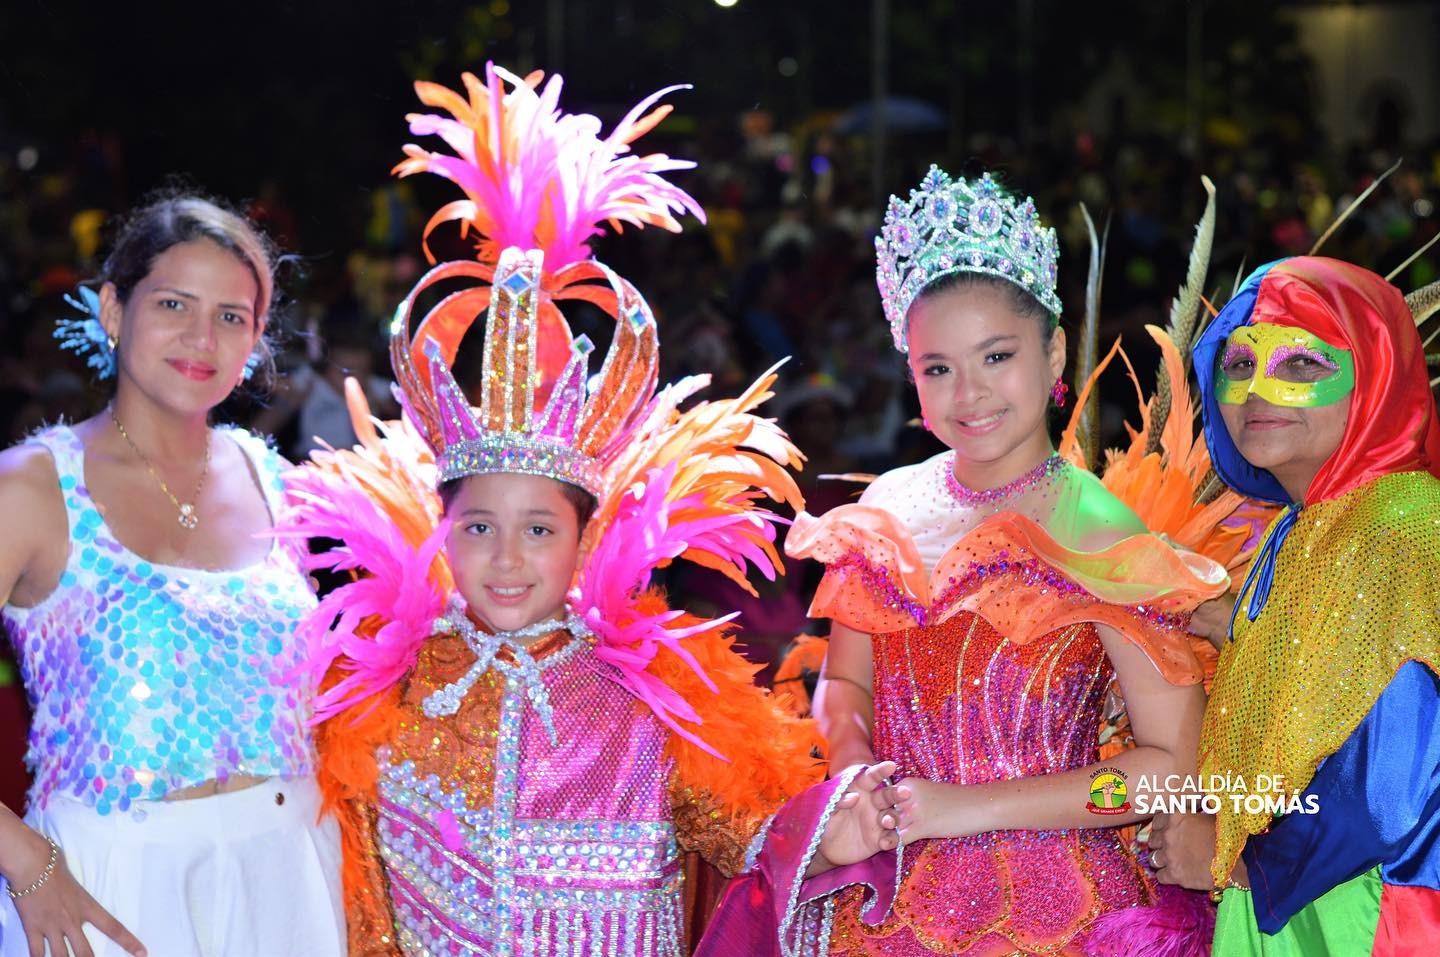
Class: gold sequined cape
1199,470,1440,883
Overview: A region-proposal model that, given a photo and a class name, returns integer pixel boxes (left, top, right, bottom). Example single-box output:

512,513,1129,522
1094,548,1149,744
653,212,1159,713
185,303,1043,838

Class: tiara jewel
876,166,1061,352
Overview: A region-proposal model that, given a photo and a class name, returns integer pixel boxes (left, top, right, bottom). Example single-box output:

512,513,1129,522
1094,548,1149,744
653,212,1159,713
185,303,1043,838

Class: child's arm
814,622,877,774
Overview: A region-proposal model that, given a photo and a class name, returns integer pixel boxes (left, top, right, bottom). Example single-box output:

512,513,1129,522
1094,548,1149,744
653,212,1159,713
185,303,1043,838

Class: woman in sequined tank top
737,170,1231,956
0,196,343,957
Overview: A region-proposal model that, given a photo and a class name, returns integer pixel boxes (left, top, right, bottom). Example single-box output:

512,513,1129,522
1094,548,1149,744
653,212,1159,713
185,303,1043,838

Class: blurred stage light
17,147,38,171
714,0,738,7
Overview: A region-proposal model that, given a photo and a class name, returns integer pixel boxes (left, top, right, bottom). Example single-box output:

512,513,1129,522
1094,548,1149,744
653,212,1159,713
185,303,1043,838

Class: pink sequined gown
785,453,1227,955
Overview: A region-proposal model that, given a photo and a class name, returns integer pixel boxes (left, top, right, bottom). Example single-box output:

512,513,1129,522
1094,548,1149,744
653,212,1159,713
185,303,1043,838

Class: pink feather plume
275,468,450,723
573,463,785,759
395,62,705,271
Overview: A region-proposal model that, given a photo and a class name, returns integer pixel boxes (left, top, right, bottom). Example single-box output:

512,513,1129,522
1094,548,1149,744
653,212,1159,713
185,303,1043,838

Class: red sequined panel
873,613,1111,784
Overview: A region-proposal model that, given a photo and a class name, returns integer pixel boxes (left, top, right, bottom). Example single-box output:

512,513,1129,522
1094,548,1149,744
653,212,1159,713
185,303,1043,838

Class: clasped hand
1148,810,1220,891
811,762,901,875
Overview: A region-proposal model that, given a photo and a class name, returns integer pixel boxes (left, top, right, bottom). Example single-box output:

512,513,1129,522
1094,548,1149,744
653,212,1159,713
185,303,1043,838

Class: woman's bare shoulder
0,438,63,506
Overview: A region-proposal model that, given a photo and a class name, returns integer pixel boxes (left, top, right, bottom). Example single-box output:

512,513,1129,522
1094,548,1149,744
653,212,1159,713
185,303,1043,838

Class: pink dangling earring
1050,378,1069,409
922,416,933,432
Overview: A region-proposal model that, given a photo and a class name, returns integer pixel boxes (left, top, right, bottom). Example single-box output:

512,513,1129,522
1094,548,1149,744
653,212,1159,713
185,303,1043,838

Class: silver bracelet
5,838,59,899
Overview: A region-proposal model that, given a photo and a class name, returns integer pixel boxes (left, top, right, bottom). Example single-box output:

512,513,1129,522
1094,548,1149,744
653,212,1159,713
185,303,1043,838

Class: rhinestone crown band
876,166,1061,352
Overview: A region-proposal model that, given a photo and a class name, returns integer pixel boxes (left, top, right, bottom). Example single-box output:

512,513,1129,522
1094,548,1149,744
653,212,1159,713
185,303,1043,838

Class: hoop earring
1050,378,1069,409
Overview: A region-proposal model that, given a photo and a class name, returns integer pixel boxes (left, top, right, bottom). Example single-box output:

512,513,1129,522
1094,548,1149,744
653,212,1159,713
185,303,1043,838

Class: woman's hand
4,830,146,957
1148,810,1219,891
809,762,900,876
1187,594,1237,650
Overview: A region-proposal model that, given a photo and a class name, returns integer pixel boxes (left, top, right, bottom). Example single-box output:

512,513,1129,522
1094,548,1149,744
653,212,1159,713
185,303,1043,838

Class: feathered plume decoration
1072,204,1108,466
1409,280,1440,328
1061,325,1274,572
277,381,454,719
568,364,805,756
574,464,774,759
394,63,705,270
587,364,805,594
1147,176,1216,455
279,475,451,722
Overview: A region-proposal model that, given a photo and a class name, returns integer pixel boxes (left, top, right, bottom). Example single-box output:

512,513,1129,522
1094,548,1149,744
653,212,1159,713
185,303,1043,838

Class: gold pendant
178,503,199,530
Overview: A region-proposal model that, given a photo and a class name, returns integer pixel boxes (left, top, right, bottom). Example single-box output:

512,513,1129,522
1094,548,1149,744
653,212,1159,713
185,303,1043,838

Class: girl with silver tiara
703,168,1230,955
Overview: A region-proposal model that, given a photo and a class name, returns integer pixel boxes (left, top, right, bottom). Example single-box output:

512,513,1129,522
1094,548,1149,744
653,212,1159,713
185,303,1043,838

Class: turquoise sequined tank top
2,425,318,815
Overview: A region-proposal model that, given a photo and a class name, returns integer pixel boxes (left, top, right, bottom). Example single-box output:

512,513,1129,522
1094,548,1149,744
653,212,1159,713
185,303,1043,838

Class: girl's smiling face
444,472,583,634
906,281,1065,485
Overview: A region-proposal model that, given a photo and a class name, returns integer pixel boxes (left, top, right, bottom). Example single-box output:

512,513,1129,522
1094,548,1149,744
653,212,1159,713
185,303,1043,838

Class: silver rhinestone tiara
875,166,1061,352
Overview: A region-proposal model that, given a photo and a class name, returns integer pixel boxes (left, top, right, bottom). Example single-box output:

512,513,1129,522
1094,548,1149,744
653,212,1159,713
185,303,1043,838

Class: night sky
3,2,1299,248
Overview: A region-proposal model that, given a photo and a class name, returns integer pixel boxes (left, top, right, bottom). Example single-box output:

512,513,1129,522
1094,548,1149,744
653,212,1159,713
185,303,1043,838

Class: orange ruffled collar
788,506,1227,685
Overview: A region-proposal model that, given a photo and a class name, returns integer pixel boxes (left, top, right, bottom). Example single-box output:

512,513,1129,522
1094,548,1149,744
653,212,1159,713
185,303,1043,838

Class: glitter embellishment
375,636,686,955
2,425,316,815
421,598,590,745
942,453,1067,509
392,246,663,500
435,431,602,497
820,604,1156,952
828,547,1188,633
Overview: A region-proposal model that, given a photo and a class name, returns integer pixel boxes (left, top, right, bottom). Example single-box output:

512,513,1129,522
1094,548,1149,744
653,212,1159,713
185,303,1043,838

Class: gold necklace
110,408,211,530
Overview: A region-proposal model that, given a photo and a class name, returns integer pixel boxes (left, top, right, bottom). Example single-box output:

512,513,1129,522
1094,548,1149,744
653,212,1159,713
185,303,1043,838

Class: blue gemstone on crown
500,268,535,295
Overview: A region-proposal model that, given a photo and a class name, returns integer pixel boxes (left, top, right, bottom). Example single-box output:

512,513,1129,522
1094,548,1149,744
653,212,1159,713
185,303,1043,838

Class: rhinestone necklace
110,408,211,530
943,452,1066,509
420,600,590,744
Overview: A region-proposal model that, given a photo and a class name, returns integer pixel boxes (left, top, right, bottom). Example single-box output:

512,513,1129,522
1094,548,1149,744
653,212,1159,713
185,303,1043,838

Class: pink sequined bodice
376,635,685,956
873,614,1113,787
825,611,1154,956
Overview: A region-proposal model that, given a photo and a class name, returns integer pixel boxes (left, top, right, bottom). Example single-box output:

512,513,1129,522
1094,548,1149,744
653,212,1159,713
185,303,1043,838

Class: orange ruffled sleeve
789,506,1227,686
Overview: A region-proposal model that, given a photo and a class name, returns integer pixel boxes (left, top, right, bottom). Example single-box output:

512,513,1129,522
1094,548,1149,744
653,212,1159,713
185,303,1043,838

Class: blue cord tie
1228,502,1303,639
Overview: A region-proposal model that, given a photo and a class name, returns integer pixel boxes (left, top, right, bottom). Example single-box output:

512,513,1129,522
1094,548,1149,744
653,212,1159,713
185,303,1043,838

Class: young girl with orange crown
283,65,898,957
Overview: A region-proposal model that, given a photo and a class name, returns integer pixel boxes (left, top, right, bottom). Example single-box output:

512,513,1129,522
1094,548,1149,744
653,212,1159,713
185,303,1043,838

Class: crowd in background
2,99,1438,813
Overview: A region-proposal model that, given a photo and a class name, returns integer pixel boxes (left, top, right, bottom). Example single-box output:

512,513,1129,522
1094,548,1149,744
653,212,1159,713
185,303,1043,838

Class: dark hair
100,191,286,384
438,475,598,531
911,271,1058,340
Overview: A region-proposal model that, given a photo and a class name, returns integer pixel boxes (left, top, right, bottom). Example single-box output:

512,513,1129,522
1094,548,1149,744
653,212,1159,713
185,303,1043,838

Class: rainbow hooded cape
1194,256,1440,952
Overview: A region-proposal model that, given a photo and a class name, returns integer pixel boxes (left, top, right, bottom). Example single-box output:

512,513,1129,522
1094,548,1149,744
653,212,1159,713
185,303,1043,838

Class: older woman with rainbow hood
1151,256,1440,954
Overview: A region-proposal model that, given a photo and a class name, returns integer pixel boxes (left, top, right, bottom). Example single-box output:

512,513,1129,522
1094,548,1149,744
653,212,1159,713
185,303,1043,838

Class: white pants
0,777,344,957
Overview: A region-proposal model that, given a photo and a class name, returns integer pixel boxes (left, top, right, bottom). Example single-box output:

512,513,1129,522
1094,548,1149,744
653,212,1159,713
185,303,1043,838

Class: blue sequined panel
2,425,318,814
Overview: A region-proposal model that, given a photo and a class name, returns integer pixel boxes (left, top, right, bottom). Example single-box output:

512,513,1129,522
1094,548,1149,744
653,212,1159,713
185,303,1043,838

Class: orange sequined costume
282,65,824,956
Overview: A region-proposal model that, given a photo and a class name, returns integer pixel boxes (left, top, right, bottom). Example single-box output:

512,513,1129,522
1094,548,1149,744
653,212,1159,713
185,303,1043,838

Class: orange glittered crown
387,63,702,496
